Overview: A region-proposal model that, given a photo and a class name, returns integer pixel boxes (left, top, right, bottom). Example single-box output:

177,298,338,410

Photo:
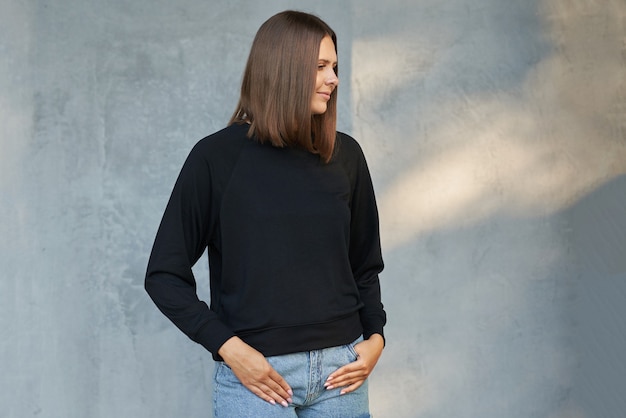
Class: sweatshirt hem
235,312,363,358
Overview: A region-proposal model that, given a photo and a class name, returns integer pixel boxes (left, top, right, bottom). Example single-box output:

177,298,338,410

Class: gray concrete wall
1,0,625,417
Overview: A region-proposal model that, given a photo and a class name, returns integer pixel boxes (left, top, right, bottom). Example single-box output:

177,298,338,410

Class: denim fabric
213,336,370,418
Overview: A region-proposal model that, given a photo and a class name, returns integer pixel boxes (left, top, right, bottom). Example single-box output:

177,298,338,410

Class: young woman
145,10,386,417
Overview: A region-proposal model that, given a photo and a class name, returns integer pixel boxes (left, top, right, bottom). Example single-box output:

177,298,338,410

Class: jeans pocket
346,343,360,361
345,335,363,361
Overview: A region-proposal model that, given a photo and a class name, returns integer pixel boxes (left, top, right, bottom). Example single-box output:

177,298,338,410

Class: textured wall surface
1,0,625,417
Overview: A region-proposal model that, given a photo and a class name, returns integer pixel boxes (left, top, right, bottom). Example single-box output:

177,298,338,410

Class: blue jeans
213,336,370,417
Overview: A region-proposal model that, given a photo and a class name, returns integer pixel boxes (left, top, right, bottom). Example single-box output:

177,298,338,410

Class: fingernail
288,389,294,396
270,400,276,405
326,385,334,390
281,401,289,407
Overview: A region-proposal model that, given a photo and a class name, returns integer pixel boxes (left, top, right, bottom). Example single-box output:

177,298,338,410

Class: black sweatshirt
145,123,386,360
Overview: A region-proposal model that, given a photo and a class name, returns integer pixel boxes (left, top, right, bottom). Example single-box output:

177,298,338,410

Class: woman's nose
326,71,338,86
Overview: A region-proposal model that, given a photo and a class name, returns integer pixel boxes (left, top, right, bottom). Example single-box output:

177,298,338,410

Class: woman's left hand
324,333,385,395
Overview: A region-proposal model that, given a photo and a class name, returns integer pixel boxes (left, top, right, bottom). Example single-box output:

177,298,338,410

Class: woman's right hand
217,336,293,407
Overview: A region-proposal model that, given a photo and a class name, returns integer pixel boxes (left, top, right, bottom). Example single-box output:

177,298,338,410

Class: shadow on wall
565,174,626,417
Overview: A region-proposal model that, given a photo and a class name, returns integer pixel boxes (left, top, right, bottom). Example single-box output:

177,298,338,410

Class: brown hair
229,10,338,162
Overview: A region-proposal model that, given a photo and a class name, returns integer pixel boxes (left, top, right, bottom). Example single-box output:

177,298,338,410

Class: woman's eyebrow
318,59,338,65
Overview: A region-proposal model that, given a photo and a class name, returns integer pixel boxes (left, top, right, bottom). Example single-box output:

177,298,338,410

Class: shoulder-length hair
229,10,338,162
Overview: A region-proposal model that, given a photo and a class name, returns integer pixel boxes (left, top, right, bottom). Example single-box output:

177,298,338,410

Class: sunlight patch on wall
377,95,626,249
351,1,626,251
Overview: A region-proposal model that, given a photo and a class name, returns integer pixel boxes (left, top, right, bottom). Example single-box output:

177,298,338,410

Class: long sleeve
145,142,235,355
344,137,387,341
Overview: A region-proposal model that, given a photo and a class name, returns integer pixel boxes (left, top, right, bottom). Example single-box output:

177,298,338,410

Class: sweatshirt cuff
193,319,236,360
363,328,386,347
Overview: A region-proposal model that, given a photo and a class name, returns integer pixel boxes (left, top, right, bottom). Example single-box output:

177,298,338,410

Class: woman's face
311,35,339,115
